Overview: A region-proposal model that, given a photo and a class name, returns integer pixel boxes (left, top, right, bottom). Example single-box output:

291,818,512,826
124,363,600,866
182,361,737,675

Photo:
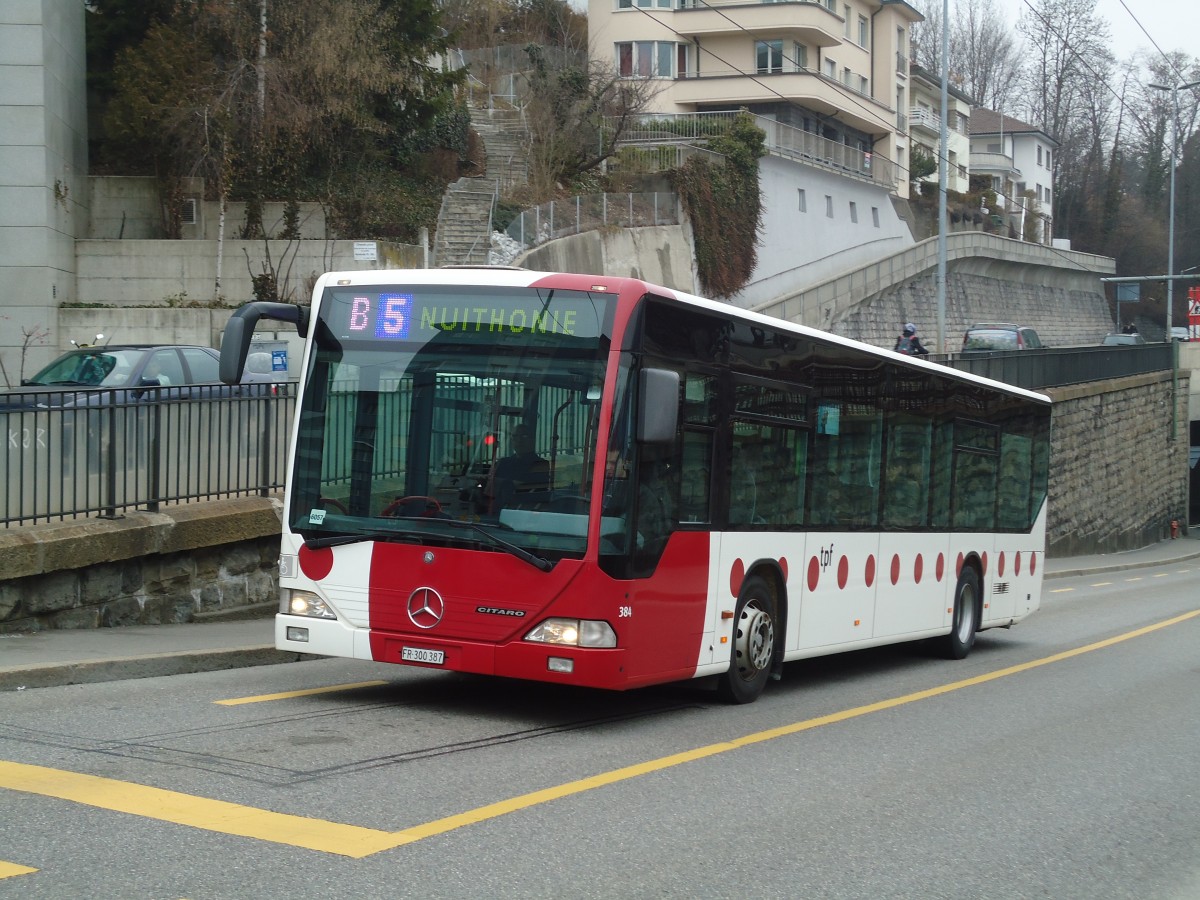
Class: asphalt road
1,559,1198,899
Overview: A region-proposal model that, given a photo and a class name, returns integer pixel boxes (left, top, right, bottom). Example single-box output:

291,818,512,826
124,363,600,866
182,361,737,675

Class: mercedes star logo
407,587,444,629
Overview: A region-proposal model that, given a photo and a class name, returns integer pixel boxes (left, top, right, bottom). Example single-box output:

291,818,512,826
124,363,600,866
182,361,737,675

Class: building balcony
671,0,842,43
613,111,898,189
670,71,894,135
971,152,1019,177
909,106,941,136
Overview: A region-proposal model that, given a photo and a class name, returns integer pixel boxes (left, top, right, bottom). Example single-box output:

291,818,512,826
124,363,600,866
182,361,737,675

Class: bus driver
486,424,550,511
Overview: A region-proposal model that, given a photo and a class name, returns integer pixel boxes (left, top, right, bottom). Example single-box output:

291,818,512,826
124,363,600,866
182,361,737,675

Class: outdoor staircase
432,176,499,267
467,105,530,193
431,104,532,267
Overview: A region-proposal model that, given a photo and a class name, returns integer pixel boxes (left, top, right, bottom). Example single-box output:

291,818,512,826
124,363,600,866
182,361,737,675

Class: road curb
0,646,319,692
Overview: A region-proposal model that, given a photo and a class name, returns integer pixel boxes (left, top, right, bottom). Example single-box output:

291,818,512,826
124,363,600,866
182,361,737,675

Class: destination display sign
322,288,606,341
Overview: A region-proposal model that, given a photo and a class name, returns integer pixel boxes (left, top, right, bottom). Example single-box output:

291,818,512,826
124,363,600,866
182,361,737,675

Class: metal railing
504,192,680,251
613,111,897,188
936,344,1176,391
2,387,297,527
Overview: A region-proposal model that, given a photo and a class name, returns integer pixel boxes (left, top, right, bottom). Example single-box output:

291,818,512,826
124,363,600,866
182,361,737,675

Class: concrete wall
74,238,427,310
87,176,330,241
519,225,698,295
0,0,89,380
748,231,1115,352
732,155,915,309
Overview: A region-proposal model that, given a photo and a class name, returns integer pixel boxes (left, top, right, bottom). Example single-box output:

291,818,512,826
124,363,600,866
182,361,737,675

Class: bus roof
311,267,1051,406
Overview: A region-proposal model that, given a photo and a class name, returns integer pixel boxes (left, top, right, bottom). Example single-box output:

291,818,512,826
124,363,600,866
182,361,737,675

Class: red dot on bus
807,556,820,592
1030,553,1037,575
730,559,745,598
865,555,876,587
914,553,924,584
779,557,788,581
298,545,334,581
956,552,964,577
890,554,901,585
936,553,945,582
1015,552,1022,575
981,552,988,574
837,556,849,589
998,552,1006,577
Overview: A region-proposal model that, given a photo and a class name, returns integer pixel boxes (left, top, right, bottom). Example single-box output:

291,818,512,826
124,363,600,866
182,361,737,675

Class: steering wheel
318,497,348,514
381,495,443,518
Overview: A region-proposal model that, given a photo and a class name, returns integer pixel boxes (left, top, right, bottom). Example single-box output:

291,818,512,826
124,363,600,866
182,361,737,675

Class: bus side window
680,430,712,523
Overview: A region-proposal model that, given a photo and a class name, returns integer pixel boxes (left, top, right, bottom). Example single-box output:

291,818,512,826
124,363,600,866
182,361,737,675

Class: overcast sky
991,0,1198,66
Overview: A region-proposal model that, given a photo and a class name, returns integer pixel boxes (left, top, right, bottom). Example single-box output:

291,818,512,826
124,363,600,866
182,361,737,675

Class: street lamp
1148,79,1200,341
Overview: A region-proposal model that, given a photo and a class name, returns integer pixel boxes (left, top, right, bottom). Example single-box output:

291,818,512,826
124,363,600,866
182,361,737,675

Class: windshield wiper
440,519,554,572
300,520,553,572
302,530,410,549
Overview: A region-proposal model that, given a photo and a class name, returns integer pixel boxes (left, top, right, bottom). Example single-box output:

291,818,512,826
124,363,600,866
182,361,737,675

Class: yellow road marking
3,608,1197,857
1048,587,1074,593
0,761,399,858
1153,573,1169,578
1124,577,1144,582
215,681,388,706
0,861,37,879
1091,582,1113,587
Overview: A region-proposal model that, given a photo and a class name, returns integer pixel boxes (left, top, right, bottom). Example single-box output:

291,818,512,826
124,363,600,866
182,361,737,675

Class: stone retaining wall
1046,371,1190,556
0,497,282,633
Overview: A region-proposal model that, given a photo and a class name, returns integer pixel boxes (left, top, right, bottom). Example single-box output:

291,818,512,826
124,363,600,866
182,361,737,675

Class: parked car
1101,333,1146,346
1169,326,1190,342
0,344,279,411
961,323,1044,352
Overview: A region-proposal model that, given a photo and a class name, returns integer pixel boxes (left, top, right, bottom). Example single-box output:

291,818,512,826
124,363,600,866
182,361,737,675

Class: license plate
401,646,445,665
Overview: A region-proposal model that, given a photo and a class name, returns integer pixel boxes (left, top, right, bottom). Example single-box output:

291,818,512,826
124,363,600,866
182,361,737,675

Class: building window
859,75,868,93
872,206,880,227
825,58,836,78
1036,184,1043,202
756,40,784,74
798,189,807,212
618,0,673,7
1037,145,1043,165
825,195,834,218
849,201,858,223
843,66,852,85
1046,149,1052,169
794,42,808,70
858,15,869,47
987,142,1001,153
844,6,851,38
616,41,674,78
825,0,835,11
1045,188,1052,204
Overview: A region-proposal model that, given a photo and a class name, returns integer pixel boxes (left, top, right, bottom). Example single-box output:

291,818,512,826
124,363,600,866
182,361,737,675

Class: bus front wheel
717,575,776,704
941,567,980,659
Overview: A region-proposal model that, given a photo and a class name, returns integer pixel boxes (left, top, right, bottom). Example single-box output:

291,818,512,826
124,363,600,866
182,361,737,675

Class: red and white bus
221,268,1050,703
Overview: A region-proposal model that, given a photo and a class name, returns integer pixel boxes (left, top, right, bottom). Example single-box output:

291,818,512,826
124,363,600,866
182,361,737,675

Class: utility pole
1148,79,1200,342
936,0,949,353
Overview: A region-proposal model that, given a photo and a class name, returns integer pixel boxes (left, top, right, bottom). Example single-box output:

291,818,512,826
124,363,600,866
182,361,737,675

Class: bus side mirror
637,367,679,444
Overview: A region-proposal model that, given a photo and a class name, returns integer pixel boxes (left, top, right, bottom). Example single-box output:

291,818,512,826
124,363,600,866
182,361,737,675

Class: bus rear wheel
940,567,980,659
717,575,776,704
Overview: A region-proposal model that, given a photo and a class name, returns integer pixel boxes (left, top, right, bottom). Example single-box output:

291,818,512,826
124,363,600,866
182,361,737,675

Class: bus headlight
284,589,337,619
524,618,616,648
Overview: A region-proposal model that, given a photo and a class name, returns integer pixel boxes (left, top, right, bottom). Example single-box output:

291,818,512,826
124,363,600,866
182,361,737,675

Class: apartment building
908,64,973,196
969,108,1057,243
588,0,924,200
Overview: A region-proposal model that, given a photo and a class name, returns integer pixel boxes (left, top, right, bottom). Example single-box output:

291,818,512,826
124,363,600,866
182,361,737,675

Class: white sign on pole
353,241,378,261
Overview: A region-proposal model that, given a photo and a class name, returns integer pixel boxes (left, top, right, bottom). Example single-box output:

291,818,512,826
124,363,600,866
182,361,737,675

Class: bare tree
952,0,1021,111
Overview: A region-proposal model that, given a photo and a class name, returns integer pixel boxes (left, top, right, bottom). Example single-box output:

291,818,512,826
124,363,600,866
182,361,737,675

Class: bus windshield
288,284,616,563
